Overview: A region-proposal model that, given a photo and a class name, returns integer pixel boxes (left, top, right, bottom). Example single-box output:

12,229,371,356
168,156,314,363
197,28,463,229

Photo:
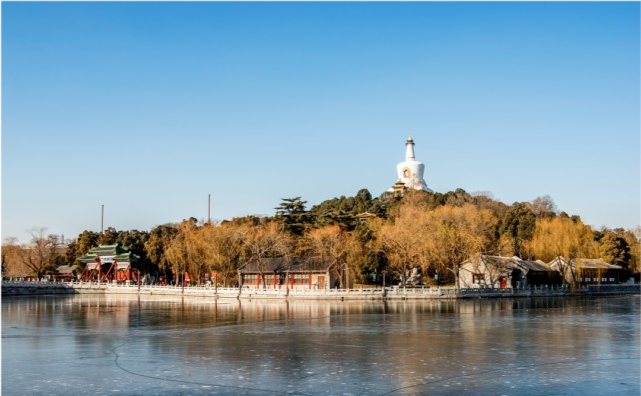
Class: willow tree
244,221,292,289
165,233,190,287
376,203,427,288
524,217,599,287
183,222,210,285
421,204,498,286
632,228,641,273
306,225,359,288
204,222,249,286
525,217,599,263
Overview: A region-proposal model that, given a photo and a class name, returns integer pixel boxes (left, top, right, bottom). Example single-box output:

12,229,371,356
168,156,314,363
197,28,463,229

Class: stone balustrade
2,280,639,300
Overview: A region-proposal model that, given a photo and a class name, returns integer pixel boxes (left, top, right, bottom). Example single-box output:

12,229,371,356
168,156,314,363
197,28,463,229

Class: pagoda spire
405,135,415,160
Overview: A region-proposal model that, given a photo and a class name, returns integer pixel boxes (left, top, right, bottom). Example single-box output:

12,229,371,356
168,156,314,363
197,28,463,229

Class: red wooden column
308,273,312,289
290,274,294,289
112,260,118,281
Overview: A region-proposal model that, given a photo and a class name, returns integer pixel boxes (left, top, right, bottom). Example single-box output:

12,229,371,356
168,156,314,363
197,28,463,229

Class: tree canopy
3,188,638,283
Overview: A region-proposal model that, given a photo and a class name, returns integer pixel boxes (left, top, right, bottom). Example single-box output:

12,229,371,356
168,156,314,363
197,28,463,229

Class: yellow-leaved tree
306,225,361,288
203,222,249,287
524,216,599,287
377,202,427,288
244,221,292,290
421,204,498,286
525,217,599,263
377,201,498,287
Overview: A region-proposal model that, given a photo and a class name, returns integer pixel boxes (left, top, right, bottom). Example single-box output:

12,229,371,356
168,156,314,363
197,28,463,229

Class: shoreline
2,281,639,301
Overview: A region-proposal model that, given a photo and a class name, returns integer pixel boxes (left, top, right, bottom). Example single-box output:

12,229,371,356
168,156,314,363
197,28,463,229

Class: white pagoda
389,136,432,193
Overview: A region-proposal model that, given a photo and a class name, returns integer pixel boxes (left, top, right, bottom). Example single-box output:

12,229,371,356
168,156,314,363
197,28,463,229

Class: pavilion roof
78,251,139,263
87,244,130,256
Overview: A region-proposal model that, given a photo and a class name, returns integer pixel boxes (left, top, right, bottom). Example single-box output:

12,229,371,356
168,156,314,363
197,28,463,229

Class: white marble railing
3,280,639,299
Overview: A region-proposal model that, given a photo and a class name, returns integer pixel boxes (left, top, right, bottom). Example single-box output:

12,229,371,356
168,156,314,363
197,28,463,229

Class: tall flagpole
101,205,104,235
208,194,211,224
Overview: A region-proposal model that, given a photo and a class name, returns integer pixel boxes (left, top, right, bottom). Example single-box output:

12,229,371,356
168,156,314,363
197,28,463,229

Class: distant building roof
548,256,622,270
463,255,554,273
355,212,377,222
86,245,130,256
516,258,553,272
56,265,75,275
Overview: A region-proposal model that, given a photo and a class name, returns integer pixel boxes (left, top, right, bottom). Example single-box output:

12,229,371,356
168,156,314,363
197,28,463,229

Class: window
293,274,309,284
472,274,484,285
244,274,261,284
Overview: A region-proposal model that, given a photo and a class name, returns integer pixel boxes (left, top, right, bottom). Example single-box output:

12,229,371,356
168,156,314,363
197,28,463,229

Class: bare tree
18,228,62,279
530,195,557,218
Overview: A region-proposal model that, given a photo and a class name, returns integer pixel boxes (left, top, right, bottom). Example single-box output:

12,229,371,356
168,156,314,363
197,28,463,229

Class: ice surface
2,295,639,396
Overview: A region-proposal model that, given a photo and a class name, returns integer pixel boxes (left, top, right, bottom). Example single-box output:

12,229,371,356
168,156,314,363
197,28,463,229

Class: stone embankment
1,281,84,296
2,281,640,300
65,283,641,301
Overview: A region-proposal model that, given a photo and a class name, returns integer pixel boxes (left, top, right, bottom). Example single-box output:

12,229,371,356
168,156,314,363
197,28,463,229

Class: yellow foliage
305,225,361,288
524,217,599,263
377,201,498,282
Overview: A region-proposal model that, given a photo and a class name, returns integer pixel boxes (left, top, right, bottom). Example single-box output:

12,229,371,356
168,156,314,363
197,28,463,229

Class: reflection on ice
2,295,639,396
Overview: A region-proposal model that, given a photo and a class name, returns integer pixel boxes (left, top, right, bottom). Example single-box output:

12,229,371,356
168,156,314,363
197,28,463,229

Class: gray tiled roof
548,256,622,270
516,259,554,272
56,265,75,274
466,255,554,272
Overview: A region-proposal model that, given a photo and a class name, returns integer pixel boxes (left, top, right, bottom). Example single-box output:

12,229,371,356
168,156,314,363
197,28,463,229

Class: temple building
79,244,140,283
388,136,432,193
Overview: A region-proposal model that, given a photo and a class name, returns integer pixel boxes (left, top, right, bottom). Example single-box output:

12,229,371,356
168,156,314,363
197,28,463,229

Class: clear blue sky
2,2,640,243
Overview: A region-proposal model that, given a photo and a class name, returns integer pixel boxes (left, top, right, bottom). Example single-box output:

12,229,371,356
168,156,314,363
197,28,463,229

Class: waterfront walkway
2,280,639,300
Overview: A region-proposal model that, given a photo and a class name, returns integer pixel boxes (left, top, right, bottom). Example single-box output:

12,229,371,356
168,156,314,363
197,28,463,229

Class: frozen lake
2,294,639,396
